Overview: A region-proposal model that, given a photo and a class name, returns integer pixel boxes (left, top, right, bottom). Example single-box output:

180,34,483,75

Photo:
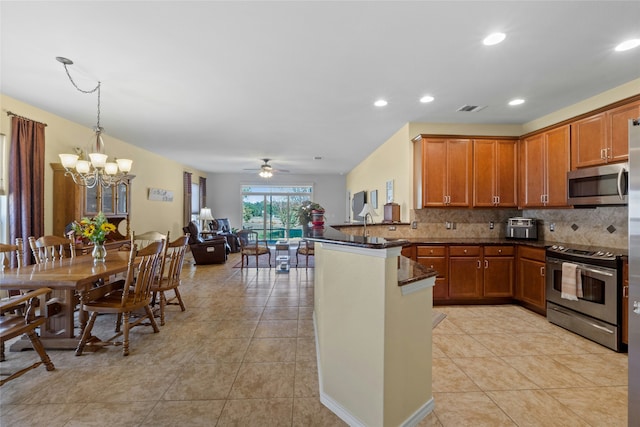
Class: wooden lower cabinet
483,245,515,297
516,245,547,314
416,245,448,300
449,246,483,298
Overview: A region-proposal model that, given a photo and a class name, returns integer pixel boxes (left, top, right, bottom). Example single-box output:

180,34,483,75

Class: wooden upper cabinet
545,125,571,206
473,139,517,207
571,99,640,168
571,113,606,168
519,125,570,208
609,100,640,164
422,138,472,207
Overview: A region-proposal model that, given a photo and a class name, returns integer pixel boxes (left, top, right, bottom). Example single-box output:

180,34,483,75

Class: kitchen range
545,243,625,352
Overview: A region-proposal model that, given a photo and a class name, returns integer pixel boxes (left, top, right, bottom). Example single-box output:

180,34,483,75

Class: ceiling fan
243,158,290,178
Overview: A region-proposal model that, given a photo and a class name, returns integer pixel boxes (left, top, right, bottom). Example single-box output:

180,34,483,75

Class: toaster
506,217,538,240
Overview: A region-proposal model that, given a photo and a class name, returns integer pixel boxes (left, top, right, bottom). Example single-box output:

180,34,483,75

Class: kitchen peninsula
306,227,437,427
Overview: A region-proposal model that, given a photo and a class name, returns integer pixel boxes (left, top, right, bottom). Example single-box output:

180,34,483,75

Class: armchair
210,218,240,253
183,221,227,265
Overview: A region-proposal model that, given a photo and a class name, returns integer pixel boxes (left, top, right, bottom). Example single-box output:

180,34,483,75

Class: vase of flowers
72,212,116,264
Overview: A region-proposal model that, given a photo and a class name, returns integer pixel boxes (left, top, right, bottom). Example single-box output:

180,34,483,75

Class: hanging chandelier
56,56,133,188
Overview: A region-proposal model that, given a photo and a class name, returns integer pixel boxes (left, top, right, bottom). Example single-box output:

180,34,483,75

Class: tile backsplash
340,206,628,250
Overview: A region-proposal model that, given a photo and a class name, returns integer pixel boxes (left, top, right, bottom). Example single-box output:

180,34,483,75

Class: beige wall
0,94,207,240
346,78,640,218
346,124,414,223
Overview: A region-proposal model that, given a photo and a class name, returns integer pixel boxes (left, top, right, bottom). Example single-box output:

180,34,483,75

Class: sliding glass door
241,185,312,241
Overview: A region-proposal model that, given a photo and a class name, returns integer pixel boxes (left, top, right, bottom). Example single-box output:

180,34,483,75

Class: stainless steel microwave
567,162,628,206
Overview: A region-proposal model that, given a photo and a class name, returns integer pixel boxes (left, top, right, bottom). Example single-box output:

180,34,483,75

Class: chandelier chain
62,63,102,129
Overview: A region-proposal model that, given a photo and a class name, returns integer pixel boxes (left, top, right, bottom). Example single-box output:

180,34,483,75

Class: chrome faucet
362,213,372,236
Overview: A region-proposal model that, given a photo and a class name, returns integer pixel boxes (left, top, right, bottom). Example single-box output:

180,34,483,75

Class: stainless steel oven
546,244,623,351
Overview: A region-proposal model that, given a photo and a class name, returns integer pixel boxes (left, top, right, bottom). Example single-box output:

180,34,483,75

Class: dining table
0,251,132,351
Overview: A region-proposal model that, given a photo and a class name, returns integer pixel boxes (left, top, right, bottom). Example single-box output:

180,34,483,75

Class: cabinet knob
498,249,502,254
463,249,467,253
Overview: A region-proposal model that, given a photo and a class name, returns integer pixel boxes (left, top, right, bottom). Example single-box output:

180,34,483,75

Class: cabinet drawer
484,245,514,257
518,245,545,262
417,246,446,256
449,246,481,256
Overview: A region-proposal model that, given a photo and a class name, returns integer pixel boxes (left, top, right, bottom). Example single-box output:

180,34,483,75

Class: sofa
210,218,240,253
183,221,227,264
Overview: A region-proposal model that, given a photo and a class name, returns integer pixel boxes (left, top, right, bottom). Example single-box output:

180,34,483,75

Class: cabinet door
544,125,571,207
608,100,640,164
101,186,115,214
85,186,99,214
495,140,518,207
446,139,472,207
473,140,497,207
116,183,129,215
520,133,546,207
422,139,448,207
571,113,606,168
484,257,514,297
449,246,482,298
517,257,546,312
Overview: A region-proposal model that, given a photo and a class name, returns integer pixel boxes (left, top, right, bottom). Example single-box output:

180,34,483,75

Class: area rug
432,311,447,329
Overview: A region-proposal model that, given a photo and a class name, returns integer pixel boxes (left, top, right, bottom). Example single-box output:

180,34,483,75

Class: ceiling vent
457,105,487,112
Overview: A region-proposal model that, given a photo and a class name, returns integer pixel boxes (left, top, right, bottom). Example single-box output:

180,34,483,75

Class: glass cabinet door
85,186,98,214
116,183,128,214
101,187,115,214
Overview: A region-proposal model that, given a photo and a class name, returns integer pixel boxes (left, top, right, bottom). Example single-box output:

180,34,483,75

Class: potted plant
298,201,325,231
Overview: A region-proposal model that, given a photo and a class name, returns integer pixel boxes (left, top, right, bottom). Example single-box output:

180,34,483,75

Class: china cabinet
51,163,132,242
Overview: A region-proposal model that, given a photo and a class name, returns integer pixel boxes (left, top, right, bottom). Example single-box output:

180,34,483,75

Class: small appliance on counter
506,217,538,240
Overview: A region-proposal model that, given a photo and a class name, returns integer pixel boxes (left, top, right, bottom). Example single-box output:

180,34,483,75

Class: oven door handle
549,306,615,334
546,258,614,277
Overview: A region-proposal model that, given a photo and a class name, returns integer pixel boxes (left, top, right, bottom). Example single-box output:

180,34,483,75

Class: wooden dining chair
151,235,189,326
0,238,24,271
0,238,26,361
237,230,271,269
29,235,76,264
1,287,55,385
296,239,315,270
133,230,169,250
75,240,164,356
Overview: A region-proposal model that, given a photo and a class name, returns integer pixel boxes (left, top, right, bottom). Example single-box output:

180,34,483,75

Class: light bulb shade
59,153,79,168
358,203,377,218
89,152,108,168
259,170,273,178
116,158,133,173
104,162,119,175
199,207,214,221
75,160,91,174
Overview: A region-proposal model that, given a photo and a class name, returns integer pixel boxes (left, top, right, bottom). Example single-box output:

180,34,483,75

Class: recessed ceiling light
615,39,640,52
483,32,506,46
420,95,435,103
508,98,525,106
374,99,388,107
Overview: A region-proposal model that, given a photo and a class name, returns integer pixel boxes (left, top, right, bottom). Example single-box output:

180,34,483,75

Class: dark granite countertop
397,256,437,286
304,226,408,249
400,238,628,257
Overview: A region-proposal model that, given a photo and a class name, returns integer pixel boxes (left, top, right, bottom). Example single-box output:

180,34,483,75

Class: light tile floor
0,253,628,426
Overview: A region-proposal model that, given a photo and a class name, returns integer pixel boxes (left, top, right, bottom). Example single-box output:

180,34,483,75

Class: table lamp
199,207,214,231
